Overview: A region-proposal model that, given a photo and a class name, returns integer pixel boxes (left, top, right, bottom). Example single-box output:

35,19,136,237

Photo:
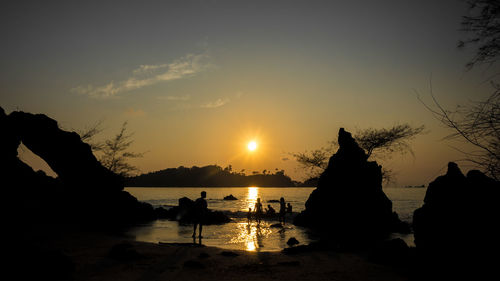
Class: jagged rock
413,162,500,253
294,128,405,244
1,107,156,226
287,237,300,247
161,197,231,224
412,162,500,277
223,194,238,200
8,110,122,193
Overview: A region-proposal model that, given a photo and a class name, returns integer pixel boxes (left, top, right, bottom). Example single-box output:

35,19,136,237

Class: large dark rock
1,107,155,226
294,128,406,245
413,162,500,253
156,197,231,224
412,162,500,277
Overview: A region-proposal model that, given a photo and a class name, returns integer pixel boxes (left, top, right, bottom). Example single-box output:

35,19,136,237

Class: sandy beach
21,226,411,281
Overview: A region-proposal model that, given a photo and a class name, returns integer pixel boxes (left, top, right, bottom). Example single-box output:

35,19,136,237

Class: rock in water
287,237,300,247
223,194,238,200
294,128,405,245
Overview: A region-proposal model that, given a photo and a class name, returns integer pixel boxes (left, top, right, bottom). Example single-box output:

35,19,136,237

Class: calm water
125,187,426,251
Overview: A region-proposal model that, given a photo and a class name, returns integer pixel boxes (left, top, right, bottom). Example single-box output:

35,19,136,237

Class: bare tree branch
419,83,500,179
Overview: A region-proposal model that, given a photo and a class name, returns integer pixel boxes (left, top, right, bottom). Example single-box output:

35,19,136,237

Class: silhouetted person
279,197,286,224
247,207,252,224
287,203,292,213
254,198,263,224
266,204,276,216
192,191,208,238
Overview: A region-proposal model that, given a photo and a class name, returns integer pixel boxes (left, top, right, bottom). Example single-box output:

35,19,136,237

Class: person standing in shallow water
247,207,252,224
192,191,208,238
279,197,286,224
254,198,263,224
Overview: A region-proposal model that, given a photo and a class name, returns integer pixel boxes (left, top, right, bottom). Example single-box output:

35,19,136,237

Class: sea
124,187,427,252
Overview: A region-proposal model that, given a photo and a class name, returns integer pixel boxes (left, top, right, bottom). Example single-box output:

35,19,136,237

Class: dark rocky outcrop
412,162,500,277
287,237,300,247
413,162,500,254
155,197,231,224
223,194,238,200
1,107,155,226
294,128,407,245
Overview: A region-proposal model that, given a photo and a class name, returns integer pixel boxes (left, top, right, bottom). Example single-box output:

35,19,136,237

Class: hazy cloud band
73,53,212,98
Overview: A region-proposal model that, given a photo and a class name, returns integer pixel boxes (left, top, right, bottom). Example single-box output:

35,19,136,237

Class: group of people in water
248,197,292,225
191,191,294,239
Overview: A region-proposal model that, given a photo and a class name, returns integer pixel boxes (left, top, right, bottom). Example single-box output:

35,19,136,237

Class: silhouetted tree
421,88,500,179
293,124,424,183
418,0,500,179
458,0,500,69
98,122,144,177
292,147,333,178
79,121,144,177
77,120,104,151
355,124,425,159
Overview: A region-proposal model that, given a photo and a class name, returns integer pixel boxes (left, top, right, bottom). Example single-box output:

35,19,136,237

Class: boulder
223,194,238,200
412,162,500,277
1,107,156,226
160,197,231,224
413,162,500,253
287,237,300,247
294,128,405,245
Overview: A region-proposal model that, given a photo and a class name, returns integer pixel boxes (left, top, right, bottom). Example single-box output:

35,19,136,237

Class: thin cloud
157,94,191,101
124,108,146,117
73,53,212,98
132,63,169,75
200,98,230,108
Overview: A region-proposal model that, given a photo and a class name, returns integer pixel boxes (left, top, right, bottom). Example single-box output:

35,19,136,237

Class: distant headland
126,165,305,187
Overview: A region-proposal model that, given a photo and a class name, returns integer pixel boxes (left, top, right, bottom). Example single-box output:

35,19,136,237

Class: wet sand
26,227,410,281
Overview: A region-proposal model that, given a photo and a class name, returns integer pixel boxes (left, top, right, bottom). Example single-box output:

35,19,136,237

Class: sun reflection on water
230,222,271,251
246,186,259,211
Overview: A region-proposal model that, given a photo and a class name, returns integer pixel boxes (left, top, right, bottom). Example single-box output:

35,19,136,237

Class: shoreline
23,227,411,281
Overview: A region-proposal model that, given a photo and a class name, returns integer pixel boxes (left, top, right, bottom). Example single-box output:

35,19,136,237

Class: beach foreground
24,227,411,281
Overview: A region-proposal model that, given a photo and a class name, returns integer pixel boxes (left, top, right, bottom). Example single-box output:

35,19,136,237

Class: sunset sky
1,0,498,186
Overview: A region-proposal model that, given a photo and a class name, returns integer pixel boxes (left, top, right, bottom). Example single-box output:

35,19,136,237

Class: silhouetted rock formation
1,107,155,226
412,162,500,277
223,194,238,200
294,128,407,245
155,197,231,224
287,237,300,247
413,162,500,254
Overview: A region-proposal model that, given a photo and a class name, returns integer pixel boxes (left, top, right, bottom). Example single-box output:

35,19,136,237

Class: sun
247,141,258,151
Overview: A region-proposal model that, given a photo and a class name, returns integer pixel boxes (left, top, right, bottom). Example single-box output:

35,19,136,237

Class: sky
1,0,498,186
